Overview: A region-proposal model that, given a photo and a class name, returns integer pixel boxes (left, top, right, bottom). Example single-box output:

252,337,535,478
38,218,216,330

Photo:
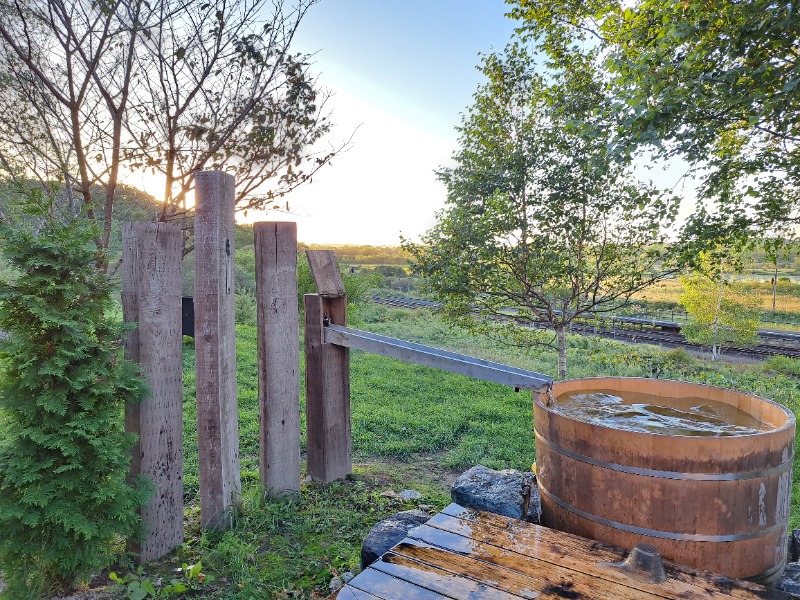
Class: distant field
299,243,411,265
633,278,800,328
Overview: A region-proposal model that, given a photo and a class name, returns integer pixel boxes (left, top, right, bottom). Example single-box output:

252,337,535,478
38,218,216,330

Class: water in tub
551,390,772,436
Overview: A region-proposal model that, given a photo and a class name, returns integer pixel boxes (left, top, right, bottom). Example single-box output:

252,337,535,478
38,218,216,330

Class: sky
237,0,520,245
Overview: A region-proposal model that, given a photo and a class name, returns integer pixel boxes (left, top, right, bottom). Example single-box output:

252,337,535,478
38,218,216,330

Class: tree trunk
556,325,567,379
773,266,778,313
710,279,723,361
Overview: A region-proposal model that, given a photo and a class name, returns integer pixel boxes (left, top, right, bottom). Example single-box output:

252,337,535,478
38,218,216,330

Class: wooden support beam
304,249,351,481
122,222,184,562
306,250,346,297
255,222,301,495
324,324,552,391
194,170,241,530
305,293,351,482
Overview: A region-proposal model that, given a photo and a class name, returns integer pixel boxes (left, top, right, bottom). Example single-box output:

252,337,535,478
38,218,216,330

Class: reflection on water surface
551,390,771,436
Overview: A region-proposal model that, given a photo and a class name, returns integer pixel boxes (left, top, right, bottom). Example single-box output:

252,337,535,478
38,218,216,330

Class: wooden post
122,222,184,563
304,250,351,482
194,170,241,530
255,222,300,495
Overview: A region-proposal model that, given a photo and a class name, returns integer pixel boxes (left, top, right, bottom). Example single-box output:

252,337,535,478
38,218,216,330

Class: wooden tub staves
534,377,796,584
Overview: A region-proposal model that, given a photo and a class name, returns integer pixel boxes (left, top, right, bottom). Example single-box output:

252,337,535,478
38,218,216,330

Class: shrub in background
235,291,258,325
0,195,148,598
297,254,377,311
765,355,800,378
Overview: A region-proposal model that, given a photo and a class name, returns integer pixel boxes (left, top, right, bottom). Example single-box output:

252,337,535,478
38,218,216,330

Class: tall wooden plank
122,222,184,563
194,170,241,530
304,293,351,482
306,250,346,297
255,222,301,494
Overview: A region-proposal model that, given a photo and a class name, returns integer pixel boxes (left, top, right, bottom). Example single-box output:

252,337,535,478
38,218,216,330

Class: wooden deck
336,503,791,600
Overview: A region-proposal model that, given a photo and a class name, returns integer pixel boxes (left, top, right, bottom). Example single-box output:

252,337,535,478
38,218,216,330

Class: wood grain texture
332,586,384,600
194,171,241,530
340,503,789,600
346,569,448,600
383,543,663,600
306,250,346,297
533,377,795,582
122,222,184,563
372,551,526,600
432,504,788,599
304,294,351,482
255,222,301,494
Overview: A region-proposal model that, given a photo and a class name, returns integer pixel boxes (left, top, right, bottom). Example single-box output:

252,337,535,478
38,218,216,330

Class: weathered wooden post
194,171,241,530
122,222,184,562
255,222,301,494
304,250,351,482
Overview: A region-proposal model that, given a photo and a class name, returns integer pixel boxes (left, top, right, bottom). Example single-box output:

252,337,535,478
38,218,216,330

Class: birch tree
405,45,679,378
680,253,760,360
510,0,800,251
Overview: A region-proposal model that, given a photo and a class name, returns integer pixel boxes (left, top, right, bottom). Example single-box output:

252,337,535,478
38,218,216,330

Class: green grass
98,304,800,599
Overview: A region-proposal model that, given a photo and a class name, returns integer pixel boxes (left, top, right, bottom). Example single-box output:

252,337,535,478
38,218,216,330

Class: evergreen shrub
0,196,148,598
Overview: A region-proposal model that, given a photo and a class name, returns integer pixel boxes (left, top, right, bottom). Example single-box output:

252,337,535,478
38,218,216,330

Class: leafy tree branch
404,44,679,378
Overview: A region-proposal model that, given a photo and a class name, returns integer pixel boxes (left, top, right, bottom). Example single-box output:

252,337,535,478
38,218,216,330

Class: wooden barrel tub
533,377,796,584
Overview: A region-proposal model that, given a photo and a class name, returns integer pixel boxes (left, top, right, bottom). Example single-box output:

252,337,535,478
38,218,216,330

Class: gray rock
399,489,422,501
526,481,542,524
342,572,355,584
328,576,344,593
790,529,800,562
361,509,430,569
451,464,540,523
775,562,800,598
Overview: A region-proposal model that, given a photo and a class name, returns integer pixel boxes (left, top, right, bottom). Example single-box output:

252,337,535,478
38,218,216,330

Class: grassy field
633,277,800,329
92,303,800,599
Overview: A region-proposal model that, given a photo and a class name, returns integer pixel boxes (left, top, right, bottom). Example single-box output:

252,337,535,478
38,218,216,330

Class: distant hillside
298,243,410,265
104,184,164,222
92,185,255,257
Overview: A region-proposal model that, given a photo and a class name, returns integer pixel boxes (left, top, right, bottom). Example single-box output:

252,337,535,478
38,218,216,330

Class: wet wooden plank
428,504,789,600
371,552,520,600
343,504,788,600
333,586,385,600
394,532,668,599
346,568,449,600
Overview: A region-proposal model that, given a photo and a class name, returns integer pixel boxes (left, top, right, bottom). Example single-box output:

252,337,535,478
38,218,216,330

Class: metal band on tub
535,430,793,481
537,484,786,542
743,560,787,584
